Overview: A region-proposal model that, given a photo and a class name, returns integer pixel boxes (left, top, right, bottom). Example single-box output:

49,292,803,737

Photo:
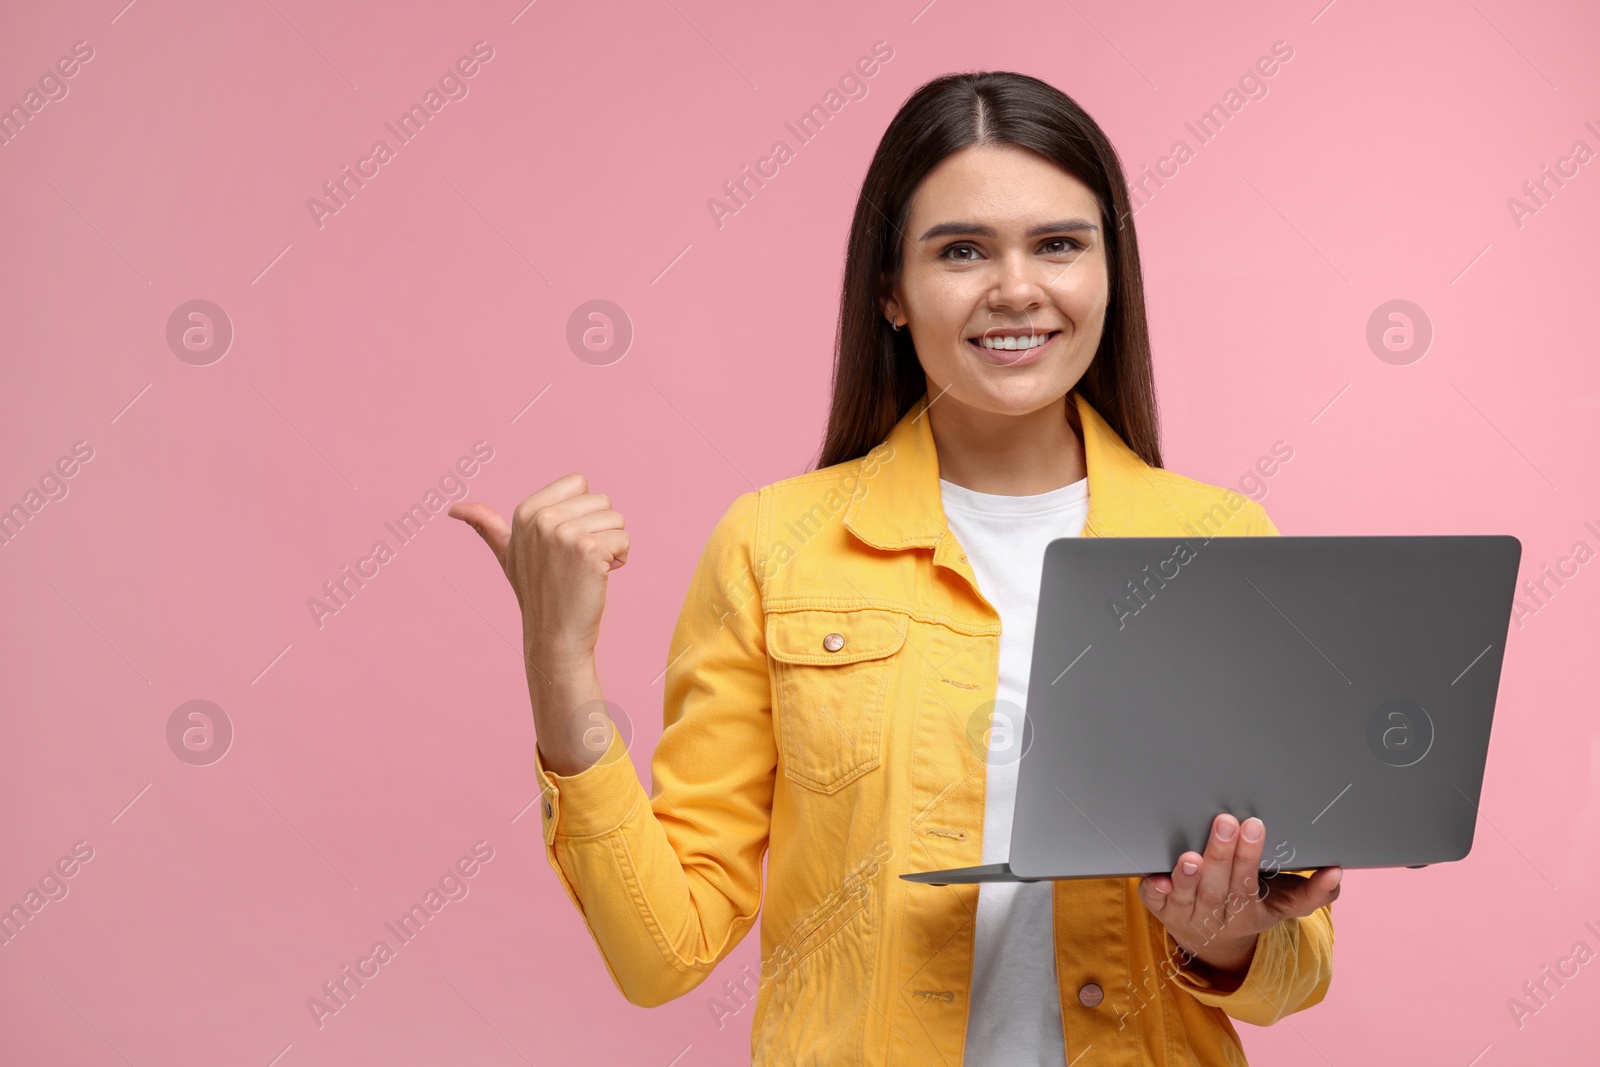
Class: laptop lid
1004,534,1521,880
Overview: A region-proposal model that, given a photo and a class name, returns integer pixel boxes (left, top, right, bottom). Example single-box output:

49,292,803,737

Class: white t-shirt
939,474,1091,1067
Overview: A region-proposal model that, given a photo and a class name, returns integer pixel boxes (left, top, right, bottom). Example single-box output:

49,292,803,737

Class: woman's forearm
526,651,607,777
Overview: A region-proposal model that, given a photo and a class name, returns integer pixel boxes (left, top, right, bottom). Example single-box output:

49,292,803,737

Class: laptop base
900,863,1051,885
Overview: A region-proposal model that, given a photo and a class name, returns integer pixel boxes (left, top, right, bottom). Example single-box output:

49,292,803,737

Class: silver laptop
901,535,1523,885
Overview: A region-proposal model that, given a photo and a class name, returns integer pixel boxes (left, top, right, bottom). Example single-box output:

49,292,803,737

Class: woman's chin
941,375,1072,417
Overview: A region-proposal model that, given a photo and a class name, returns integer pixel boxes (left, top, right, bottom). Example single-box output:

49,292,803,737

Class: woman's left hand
1137,813,1342,983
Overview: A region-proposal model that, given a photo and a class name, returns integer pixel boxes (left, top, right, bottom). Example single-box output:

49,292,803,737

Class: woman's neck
927,390,1087,496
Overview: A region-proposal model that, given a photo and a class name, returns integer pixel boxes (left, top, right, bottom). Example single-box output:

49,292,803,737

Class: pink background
3,0,1597,1063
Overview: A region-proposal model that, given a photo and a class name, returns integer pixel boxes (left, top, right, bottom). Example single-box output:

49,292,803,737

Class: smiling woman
452,70,1337,1067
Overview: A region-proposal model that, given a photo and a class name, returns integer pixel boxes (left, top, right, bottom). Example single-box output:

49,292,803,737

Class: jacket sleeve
531,489,776,1007
1165,498,1336,1025
1164,875,1336,1025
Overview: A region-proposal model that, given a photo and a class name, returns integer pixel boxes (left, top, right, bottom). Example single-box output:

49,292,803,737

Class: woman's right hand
449,472,629,774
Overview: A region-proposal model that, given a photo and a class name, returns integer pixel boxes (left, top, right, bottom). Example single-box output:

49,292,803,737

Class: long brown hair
812,70,1163,471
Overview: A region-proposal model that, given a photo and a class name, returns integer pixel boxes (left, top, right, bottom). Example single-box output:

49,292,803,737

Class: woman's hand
449,472,629,775
1137,814,1342,987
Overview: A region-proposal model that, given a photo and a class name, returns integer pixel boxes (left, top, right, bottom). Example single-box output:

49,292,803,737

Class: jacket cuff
533,727,645,844
1165,921,1275,1003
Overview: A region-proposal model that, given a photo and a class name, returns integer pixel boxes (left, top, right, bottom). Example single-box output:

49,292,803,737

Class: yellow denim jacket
533,389,1334,1065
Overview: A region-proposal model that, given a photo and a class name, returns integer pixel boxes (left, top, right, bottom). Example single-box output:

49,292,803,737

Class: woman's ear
878,280,901,329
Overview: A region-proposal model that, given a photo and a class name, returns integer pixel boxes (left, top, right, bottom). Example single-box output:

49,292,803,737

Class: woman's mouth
967,330,1060,368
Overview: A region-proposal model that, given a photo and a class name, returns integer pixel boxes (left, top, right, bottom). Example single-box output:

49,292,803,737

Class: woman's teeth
975,333,1054,350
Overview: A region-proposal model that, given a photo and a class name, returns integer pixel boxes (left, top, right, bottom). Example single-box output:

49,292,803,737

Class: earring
891,319,903,332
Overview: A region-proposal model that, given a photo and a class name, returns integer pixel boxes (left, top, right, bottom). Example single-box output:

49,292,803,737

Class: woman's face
881,143,1110,416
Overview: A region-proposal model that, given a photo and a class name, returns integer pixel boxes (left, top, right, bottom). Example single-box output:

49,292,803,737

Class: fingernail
1182,860,1198,875
1216,820,1236,841
1331,868,1343,886
1242,818,1263,842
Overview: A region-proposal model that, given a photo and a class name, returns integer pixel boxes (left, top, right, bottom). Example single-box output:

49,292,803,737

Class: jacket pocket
766,606,909,794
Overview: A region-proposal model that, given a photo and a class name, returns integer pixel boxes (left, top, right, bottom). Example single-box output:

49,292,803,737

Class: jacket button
823,632,845,652
1078,983,1104,1008
542,798,553,819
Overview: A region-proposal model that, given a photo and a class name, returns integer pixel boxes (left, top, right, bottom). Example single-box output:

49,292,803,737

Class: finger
1138,875,1171,916
448,501,511,567
1194,813,1240,915
554,508,627,537
507,473,591,530
1230,816,1266,904
556,513,630,570
518,489,614,533
1165,848,1203,911
587,528,631,571
1261,866,1343,918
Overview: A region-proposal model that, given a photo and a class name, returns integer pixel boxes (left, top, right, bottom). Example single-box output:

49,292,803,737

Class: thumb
448,501,512,568
1264,866,1342,918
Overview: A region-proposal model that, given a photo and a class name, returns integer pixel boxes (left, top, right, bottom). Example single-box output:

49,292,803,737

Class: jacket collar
842,389,1174,549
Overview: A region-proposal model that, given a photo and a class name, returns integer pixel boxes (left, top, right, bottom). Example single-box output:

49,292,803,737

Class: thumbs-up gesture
450,473,629,774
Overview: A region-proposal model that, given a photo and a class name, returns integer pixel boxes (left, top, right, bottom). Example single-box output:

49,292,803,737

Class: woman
452,71,1341,1066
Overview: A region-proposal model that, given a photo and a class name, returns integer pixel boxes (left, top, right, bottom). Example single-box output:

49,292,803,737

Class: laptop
901,535,1523,885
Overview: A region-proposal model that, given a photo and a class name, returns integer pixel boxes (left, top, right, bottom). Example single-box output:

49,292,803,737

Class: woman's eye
1042,238,1082,254
941,243,981,261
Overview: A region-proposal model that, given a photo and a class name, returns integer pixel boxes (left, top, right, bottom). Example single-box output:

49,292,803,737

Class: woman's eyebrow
916,218,1101,241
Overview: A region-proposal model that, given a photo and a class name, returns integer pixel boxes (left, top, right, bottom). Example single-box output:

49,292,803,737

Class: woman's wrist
1171,931,1258,991
526,652,606,777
